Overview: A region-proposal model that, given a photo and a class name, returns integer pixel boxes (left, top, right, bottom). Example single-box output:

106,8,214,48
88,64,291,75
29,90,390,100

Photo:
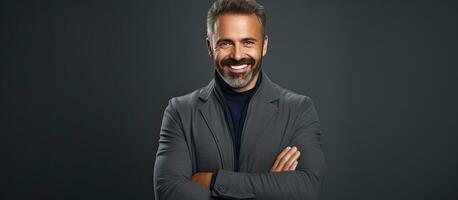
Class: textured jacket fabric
153,71,326,200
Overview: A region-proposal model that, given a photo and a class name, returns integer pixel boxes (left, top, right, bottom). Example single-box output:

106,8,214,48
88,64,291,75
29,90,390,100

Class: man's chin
228,79,246,88
224,72,253,88
216,65,258,88
227,71,247,79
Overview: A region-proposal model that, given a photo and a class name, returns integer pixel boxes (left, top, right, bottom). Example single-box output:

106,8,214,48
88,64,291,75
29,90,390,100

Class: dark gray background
1,0,457,199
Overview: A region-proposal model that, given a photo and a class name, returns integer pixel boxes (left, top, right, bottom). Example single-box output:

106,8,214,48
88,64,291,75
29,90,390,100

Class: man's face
207,13,268,92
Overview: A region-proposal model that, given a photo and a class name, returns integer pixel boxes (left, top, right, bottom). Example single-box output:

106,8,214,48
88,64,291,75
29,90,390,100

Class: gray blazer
154,71,326,200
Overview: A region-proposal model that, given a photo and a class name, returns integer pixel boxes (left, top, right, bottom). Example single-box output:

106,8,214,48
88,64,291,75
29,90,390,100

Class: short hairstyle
206,0,267,38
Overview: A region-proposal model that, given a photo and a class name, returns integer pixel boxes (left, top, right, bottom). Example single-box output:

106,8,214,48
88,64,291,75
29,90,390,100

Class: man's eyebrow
216,38,233,44
241,37,258,41
216,37,258,43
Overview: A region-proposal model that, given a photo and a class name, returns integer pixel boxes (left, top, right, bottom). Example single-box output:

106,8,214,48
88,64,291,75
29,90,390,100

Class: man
153,0,326,199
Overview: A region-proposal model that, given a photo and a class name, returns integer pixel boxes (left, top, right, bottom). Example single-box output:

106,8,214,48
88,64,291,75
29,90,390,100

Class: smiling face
207,13,268,92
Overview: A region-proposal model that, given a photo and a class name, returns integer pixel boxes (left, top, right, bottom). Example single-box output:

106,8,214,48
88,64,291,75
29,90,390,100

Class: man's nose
229,44,244,61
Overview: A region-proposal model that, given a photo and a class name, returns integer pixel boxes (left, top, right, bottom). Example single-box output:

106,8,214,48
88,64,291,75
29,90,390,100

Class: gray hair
206,0,267,38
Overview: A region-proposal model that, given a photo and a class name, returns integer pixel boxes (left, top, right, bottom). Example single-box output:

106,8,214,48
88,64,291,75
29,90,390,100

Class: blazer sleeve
153,99,217,200
210,97,326,200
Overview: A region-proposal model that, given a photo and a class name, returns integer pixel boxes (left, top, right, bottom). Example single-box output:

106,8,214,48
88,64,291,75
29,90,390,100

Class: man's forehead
213,13,263,38
215,13,261,27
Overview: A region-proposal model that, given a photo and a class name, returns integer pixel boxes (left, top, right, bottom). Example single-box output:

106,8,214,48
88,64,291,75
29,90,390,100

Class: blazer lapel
239,72,280,170
198,80,235,171
197,71,280,172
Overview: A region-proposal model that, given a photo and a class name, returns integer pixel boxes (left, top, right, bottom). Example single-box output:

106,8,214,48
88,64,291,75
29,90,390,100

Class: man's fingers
283,151,300,171
271,146,291,171
289,161,298,171
274,146,298,171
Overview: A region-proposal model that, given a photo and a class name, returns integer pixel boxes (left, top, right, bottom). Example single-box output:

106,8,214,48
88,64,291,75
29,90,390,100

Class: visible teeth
229,64,248,70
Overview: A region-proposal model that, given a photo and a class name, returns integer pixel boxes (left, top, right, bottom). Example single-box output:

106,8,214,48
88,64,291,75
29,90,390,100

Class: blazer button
217,185,227,193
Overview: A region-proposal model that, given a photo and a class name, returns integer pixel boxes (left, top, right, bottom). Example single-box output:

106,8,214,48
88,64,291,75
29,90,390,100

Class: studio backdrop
1,0,457,199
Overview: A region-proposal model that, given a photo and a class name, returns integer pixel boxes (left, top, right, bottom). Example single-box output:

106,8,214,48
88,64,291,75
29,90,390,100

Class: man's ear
262,35,269,57
206,37,213,58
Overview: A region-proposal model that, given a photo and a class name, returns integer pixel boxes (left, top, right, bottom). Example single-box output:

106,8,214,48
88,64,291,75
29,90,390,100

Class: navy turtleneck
210,70,263,190
215,71,262,166
215,70,263,168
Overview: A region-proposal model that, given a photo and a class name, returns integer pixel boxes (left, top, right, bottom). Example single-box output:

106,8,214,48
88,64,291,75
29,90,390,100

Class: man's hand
190,172,213,188
270,146,301,172
191,147,299,189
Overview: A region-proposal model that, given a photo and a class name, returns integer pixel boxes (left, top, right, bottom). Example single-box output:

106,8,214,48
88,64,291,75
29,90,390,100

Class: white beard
217,68,254,89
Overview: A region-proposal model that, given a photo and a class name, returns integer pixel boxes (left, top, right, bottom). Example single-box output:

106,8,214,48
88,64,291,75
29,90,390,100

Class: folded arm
211,123,325,200
154,98,326,200
208,98,326,200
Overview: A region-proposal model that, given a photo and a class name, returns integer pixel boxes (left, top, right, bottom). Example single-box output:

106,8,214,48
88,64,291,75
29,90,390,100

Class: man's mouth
227,64,249,73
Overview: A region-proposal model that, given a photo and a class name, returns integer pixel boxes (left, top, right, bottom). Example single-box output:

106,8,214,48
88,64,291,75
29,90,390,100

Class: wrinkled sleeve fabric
153,99,216,200
211,97,326,200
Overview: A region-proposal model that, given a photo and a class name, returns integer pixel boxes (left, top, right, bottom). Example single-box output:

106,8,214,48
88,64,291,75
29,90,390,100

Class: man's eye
219,42,230,47
244,41,255,46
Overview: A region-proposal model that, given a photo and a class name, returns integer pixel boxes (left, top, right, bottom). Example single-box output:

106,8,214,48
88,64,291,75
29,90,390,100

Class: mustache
221,57,255,66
